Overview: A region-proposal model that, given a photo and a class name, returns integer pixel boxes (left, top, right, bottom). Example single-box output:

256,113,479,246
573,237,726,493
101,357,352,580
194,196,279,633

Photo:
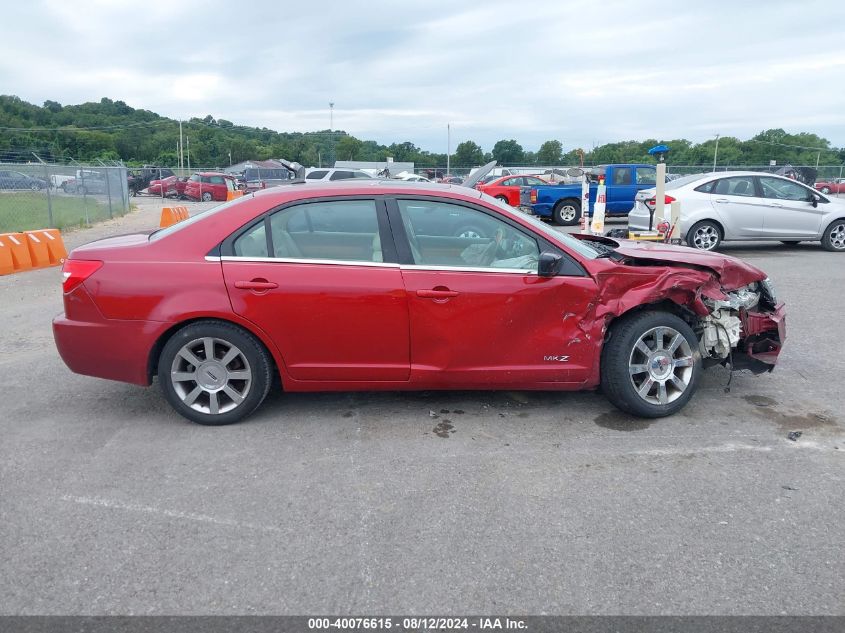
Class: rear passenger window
329,171,353,181
233,222,269,258
694,181,716,193
613,167,632,185
268,200,381,262
712,176,756,197
306,170,328,180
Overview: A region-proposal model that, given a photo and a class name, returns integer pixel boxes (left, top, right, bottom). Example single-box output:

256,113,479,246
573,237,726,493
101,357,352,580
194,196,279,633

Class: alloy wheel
628,326,694,406
692,225,719,250
170,337,252,415
559,205,577,222
828,222,845,250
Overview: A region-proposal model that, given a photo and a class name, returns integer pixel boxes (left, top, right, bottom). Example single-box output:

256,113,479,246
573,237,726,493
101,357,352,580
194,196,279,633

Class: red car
814,178,845,194
478,174,549,206
146,175,187,197
183,172,238,201
53,182,786,426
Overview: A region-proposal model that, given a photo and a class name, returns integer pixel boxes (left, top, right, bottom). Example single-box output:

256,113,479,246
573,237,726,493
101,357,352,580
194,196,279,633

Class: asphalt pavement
0,201,842,615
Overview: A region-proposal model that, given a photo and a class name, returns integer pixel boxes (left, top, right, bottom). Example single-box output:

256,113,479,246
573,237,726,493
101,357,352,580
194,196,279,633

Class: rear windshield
666,173,709,189
149,196,247,241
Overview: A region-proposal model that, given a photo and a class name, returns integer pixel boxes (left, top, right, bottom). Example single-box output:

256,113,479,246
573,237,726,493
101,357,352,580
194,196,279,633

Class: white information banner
581,176,590,233
591,181,607,235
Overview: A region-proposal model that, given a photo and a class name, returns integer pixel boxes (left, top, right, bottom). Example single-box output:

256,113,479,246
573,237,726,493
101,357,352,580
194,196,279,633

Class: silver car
628,171,845,252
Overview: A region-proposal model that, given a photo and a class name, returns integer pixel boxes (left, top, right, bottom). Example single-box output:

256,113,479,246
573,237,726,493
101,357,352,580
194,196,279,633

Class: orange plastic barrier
159,206,190,228
24,231,51,268
226,190,244,201
0,240,13,275
0,233,34,273
24,229,67,266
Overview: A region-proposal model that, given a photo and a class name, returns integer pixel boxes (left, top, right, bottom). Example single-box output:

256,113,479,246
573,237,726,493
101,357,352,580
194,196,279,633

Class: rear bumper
53,313,167,386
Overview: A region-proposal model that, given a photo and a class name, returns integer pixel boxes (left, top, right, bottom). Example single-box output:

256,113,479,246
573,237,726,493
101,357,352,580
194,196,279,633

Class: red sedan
814,178,845,194
53,182,785,425
183,172,238,201
478,174,549,206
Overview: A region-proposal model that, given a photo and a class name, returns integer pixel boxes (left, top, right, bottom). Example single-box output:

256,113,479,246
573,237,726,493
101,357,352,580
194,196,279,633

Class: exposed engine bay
699,279,784,373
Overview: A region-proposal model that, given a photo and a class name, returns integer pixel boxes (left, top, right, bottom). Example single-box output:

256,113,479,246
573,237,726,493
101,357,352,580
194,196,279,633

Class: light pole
446,123,451,177
712,134,720,172
329,102,334,131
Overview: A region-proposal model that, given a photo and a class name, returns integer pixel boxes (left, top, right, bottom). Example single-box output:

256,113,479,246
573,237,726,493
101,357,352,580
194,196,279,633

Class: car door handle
416,289,459,299
714,198,729,203
770,202,784,207
234,280,278,290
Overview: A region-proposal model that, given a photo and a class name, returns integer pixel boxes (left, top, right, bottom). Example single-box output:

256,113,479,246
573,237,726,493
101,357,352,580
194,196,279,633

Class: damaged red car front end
576,235,786,377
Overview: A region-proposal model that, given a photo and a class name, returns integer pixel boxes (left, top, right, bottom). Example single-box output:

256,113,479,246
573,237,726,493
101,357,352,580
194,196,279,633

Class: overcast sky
2,0,844,153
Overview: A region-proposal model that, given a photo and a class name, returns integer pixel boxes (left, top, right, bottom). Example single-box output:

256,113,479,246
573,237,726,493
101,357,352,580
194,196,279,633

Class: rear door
389,197,597,385
221,197,410,382
757,176,825,238
709,175,766,238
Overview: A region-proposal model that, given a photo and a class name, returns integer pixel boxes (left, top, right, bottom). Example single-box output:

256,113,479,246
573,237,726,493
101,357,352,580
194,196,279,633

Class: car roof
251,179,483,202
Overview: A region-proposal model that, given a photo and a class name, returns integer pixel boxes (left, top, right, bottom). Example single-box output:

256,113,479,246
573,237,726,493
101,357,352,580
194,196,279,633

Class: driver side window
396,200,539,272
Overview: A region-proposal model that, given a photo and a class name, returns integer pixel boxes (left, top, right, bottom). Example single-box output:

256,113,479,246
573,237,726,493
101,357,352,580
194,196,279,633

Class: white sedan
628,171,845,252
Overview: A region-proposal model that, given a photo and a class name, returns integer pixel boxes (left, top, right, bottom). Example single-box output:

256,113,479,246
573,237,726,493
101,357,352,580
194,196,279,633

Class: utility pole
446,123,451,176
186,137,191,172
329,102,334,131
712,134,720,172
179,119,184,173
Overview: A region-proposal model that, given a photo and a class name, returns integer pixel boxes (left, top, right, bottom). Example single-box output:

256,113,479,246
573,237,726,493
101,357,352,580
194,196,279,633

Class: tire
76,185,88,195
495,195,510,206
601,310,702,418
780,241,800,246
201,191,213,202
158,320,273,425
454,224,488,239
553,199,581,226
686,220,721,251
820,187,831,194
821,219,845,252
29,182,40,191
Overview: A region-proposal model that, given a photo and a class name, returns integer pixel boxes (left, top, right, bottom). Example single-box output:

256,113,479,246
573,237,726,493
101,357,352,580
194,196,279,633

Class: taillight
645,195,676,208
530,190,537,203
62,259,103,293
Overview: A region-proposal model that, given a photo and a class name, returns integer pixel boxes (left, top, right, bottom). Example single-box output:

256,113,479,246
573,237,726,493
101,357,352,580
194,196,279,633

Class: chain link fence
0,161,130,233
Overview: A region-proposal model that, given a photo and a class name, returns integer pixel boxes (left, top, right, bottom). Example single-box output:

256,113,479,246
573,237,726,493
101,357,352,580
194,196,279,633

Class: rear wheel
201,191,213,202
821,219,845,251
158,321,273,425
686,220,721,251
601,311,701,418
495,194,510,206
553,199,581,226
820,186,831,194
76,185,88,195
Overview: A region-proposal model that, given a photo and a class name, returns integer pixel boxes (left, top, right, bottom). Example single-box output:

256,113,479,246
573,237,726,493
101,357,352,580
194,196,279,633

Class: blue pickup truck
520,164,661,225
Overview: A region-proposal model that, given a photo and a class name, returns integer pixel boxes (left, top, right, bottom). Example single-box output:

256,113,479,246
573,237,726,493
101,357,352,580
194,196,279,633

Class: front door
390,198,597,386
221,198,410,382
757,176,825,238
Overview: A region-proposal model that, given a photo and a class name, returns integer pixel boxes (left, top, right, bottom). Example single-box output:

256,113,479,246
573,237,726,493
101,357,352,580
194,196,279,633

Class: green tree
452,140,484,167
536,140,562,165
491,139,524,164
336,135,363,160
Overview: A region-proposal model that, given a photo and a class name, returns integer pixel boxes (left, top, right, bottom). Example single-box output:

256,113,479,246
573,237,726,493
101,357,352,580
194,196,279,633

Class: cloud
1,0,844,152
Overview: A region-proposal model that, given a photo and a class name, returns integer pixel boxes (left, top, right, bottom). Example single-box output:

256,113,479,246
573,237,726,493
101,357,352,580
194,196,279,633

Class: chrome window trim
221,255,400,268
219,255,536,275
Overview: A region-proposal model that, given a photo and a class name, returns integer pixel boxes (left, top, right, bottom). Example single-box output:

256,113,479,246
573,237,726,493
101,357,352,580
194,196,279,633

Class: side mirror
811,194,819,208
538,251,563,277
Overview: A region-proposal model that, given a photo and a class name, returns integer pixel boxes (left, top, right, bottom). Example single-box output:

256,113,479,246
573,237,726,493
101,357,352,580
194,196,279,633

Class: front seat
273,230,303,258
733,180,750,195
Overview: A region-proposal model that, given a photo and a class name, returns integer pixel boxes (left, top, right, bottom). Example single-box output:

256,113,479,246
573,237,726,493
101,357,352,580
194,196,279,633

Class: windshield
665,173,708,190
149,196,249,241
480,192,599,259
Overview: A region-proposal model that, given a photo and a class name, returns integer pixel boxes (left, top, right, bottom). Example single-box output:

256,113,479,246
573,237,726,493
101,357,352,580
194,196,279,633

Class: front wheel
30,182,40,191
821,219,845,251
495,195,510,206
601,310,702,418
820,187,831,194
201,191,213,202
686,220,722,251
158,321,273,425
553,199,581,226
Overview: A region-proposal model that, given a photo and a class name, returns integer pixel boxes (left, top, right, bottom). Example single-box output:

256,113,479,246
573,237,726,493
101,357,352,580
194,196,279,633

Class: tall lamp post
712,134,720,172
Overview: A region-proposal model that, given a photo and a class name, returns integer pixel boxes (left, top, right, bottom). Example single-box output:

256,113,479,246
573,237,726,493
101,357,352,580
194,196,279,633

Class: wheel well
605,300,700,342
147,317,279,384
555,197,580,208
688,218,725,239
